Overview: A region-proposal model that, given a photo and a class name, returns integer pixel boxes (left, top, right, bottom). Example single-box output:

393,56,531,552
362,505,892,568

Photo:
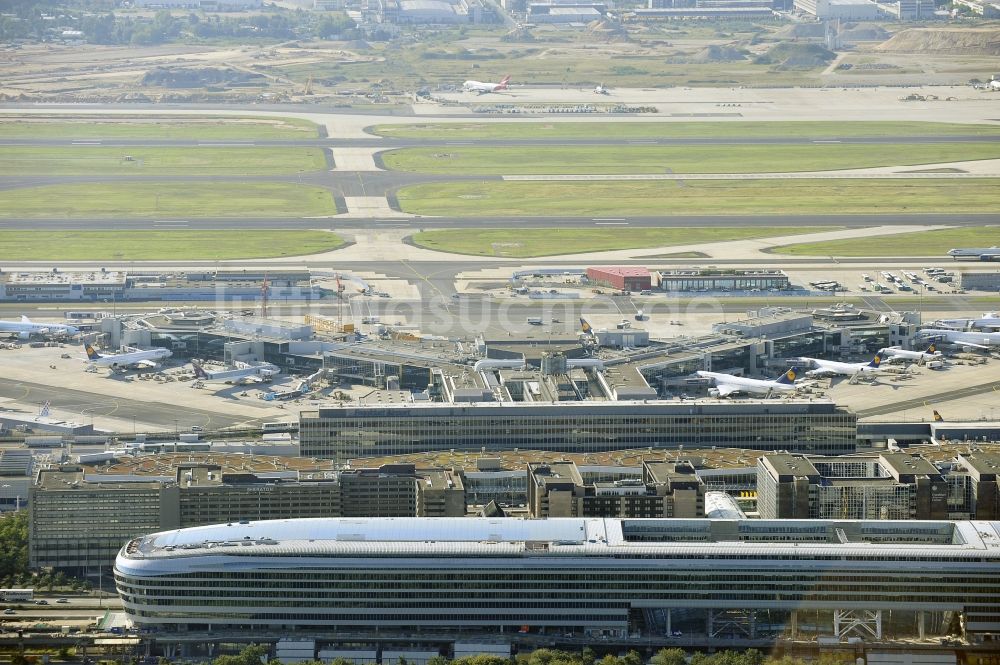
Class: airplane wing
959,342,991,350
715,384,739,397
136,360,160,369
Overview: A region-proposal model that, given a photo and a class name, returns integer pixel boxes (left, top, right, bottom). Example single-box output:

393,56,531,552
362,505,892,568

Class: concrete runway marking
71,141,101,145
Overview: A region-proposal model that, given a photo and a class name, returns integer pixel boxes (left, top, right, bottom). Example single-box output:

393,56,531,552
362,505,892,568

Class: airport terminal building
115,517,1000,644
299,400,858,462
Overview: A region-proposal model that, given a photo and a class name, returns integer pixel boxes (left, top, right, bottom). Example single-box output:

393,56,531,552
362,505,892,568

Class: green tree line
210,646,853,665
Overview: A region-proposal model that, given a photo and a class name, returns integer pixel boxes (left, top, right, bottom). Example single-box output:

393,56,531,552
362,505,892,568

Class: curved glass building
115,517,1000,642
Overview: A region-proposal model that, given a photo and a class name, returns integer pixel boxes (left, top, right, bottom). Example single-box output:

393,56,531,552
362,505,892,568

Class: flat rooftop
304,398,848,416
121,517,1000,562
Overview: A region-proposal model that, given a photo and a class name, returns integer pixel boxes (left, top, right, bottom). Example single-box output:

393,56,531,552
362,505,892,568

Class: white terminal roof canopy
125,517,1000,563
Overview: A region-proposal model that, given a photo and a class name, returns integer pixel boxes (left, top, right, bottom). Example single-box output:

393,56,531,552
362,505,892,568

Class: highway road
4,212,1000,231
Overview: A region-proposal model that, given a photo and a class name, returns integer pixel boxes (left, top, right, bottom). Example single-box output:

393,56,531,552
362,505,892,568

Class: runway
2,135,999,148
3,212,998,231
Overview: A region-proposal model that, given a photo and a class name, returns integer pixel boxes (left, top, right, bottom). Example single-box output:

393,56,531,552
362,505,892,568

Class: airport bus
0,589,33,602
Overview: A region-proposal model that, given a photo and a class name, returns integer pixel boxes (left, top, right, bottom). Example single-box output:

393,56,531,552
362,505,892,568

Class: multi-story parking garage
115,517,1000,646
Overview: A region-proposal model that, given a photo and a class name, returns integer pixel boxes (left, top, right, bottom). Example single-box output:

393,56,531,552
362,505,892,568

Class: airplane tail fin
925,343,937,354
84,343,102,361
20,315,30,324
869,353,883,368
933,409,944,422
191,360,208,379
498,75,511,89
579,317,593,334
776,367,799,385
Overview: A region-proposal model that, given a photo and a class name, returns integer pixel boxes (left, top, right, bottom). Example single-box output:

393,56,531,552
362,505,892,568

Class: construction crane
260,272,270,319
336,274,346,330
303,75,314,96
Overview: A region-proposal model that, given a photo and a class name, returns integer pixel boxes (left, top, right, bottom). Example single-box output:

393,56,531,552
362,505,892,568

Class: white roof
117,518,1000,578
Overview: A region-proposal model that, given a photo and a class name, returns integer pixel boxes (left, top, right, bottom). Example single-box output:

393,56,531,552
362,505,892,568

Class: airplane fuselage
697,370,796,397
804,358,881,376
919,329,1000,348
88,348,172,369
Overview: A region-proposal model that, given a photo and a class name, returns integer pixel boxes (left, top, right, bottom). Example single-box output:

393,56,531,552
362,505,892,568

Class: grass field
0,230,345,260
395,179,1000,217
771,226,1000,257
380,143,1000,175
0,183,337,218
0,147,328,176
372,121,1000,141
0,115,320,140
409,227,836,257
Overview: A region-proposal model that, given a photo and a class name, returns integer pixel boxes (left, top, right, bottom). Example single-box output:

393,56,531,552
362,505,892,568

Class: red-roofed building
586,266,652,291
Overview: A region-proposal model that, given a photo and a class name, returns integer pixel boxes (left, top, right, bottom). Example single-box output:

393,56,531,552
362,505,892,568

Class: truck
0,589,33,602
527,317,543,325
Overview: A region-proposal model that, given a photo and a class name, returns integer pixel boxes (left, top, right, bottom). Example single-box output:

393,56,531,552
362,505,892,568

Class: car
190,426,203,432
56,598,69,604
3,609,15,615
672,630,683,636
34,600,48,606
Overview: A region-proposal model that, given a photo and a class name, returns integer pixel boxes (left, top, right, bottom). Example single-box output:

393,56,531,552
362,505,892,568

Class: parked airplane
84,343,172,370
947,246,1000,261
192,360,279,385
463,75,511,94
0,316,78,341
879,343,942,363
934,312,1000,331
594,82,609,95
579,317,594,336
917,328,1000,350
801,354,884,378
698,367,801,398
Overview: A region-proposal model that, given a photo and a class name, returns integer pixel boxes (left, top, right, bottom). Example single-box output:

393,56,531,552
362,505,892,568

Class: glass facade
300,402,857,462
114,518,1000,639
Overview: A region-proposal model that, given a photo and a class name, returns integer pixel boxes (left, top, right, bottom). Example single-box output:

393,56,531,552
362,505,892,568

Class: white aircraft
879,343,942,363
947,246,1000,261
462,74,511,94
801,353,884,378
698,367,801,398
85,343,172,370
192,360,279,385
594,82,609,95
0,316,78,341
917,328,1000,350
935,312,1000,331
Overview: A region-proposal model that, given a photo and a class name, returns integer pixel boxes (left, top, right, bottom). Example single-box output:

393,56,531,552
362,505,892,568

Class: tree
651,649,686,665
212,645,269,665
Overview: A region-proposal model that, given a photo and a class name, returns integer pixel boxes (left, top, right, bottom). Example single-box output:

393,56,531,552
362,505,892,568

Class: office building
527,460,704,518
299,400,858,462
656,269,790,293
30,458,465,573
115,516,1000,643
586,267,652,292
948,452,1000,519
960,271,1000,291
756,453,949,520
